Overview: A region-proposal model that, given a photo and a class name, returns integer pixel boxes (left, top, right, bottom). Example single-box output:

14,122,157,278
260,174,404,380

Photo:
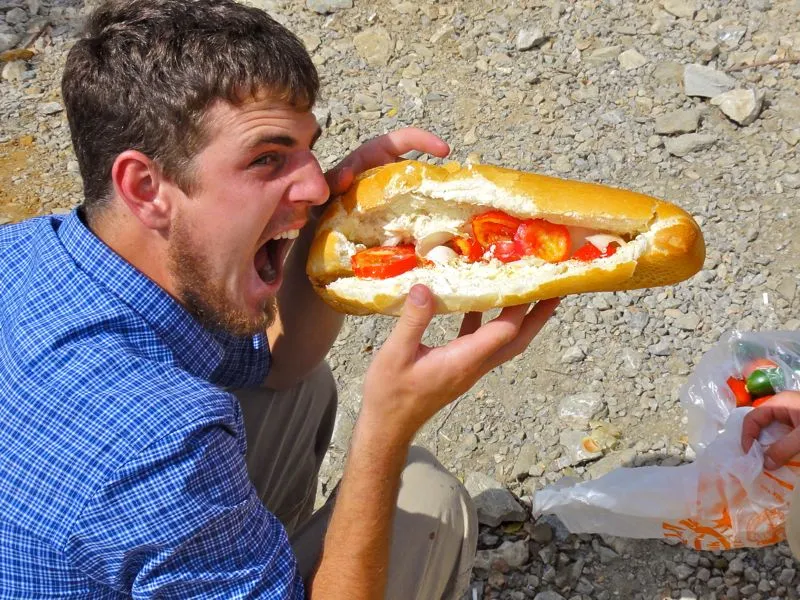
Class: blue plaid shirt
0,211,304,598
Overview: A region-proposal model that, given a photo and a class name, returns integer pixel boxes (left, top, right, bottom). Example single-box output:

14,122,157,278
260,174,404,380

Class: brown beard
167,216,276,337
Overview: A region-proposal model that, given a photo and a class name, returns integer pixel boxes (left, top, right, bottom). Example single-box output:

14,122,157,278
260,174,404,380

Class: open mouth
254,229,300,284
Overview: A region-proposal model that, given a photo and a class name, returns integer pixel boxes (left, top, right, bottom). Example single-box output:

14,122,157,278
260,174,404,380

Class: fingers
742,392,800,454
484,298,560,369
764,427,800,470
383,285,436,362
377,127,450,160
325,165,355,197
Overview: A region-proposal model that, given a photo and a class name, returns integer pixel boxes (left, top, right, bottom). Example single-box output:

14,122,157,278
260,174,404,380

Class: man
0,0,558,598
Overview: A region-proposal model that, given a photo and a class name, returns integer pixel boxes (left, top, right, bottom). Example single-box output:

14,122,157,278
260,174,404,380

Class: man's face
165,96,328,336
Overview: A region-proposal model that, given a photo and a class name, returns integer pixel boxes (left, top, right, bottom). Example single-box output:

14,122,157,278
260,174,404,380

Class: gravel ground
1,0,799,598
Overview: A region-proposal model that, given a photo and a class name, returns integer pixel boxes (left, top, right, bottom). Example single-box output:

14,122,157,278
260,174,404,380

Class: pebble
38,102,63,115
618,49,649,71
2,60,25,82
474,540,530,570
662,0,696,18
558,393,606,429
664,133,716,157
533,591,565,600
683,64,736,98
710,89,764,126
353,27,393,67
305,0,352,13
561,346,586,364
655,109,701,135
464,472,527,527
516,27,547,51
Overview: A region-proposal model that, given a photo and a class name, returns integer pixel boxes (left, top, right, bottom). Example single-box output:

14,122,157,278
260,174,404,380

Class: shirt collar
57,209,225,381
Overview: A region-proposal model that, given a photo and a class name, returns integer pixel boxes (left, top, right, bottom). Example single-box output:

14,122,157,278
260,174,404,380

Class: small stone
728,556,744,575
301,34,321,52
675,312,701,331
474,540,530,571
4,8,29,25
587,448,637,479
532,521,554,543
664,133,716,157
655,109,701,135
511,444,539,480
649,339,672,356
618,48,649,70
354,27,393,67
683,64,736,98
694,39,720,62
38,102,64,115
710,88,764,126
305,0,352,14
558,393,606,429
779,568,796,585
675,564,694,580
662,0,696,18
559,430,604,466
26,0,40,16
0,32,21,54
464,472,527,527
777,278,797,302
533,592,566,600
654,61,685,83
430,24,455,45
1,60,25,82
585,45,622,65
561,346,586,364
516,27,547,51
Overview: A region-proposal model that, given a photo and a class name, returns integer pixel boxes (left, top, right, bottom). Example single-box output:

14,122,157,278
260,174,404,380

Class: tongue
255,243,278,283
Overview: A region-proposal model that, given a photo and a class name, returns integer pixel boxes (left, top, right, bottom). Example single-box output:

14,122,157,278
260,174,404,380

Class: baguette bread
307,160,705,316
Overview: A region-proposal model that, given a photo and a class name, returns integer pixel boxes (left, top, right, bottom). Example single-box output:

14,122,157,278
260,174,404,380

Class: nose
287,152,330,207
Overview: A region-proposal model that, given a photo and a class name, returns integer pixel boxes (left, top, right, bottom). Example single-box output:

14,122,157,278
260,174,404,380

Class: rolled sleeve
64,424,304,599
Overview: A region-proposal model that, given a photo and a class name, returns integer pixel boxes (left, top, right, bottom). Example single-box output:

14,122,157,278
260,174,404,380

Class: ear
111,150,173,230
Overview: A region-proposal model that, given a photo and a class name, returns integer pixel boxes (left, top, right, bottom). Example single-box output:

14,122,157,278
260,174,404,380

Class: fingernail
765,456,778,470
409,286,427,306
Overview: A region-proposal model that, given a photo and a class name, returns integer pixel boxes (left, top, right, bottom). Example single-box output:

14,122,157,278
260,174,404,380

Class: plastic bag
533,330,800,551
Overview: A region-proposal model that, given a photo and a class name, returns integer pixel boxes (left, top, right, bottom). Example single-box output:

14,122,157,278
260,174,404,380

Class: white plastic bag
533,331,800,551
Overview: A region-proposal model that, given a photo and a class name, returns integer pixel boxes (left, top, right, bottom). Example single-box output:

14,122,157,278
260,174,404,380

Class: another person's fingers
742,393,800,453
764,427,800,470
325,165,355,197
377,127,450,159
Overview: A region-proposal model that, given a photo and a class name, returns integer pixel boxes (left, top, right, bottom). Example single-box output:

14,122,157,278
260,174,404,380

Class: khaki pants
235,362,478,600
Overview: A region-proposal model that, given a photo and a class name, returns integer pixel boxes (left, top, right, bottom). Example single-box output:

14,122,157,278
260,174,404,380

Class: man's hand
360,285,560,445
324,127,450,197
741,391,800,470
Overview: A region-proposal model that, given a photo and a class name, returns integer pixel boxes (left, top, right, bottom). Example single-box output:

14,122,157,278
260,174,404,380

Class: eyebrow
247,126,323,150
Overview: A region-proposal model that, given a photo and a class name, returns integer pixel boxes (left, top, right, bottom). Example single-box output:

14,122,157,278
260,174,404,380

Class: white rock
662,0,696,18
1,60,25,82
683,64,736,98
474,540,530,571
585,45,622,65
26,0,40,16
305,0,352,14
516,27,547,51
558,393,606,429
354,27,393,67
664,133,716,157
711,89,764,126
618,48,648,70
39,102,64,115
4,8,28,25
655,109,701,134
0,32,20,53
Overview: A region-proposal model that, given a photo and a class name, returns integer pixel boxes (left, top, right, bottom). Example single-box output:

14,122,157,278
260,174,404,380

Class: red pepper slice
471,211,522,247
726,376,752,408
573,241,619,262
752,394,776,408
448,237,483,263
742,358,779,379
514,219,571,263
492,240,522,263
351,245,419,279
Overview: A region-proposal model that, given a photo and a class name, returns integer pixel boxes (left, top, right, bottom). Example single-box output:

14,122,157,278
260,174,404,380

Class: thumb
764,427,800,470
385,285,435,358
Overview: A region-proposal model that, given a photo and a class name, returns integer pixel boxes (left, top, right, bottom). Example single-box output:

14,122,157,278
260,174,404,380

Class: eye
250,152,285,171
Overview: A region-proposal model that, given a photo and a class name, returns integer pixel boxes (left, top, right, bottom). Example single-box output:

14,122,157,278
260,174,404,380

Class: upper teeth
274,229,300,240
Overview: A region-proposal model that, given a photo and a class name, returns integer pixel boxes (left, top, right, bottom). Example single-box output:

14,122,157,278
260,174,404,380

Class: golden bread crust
306,160,705,316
